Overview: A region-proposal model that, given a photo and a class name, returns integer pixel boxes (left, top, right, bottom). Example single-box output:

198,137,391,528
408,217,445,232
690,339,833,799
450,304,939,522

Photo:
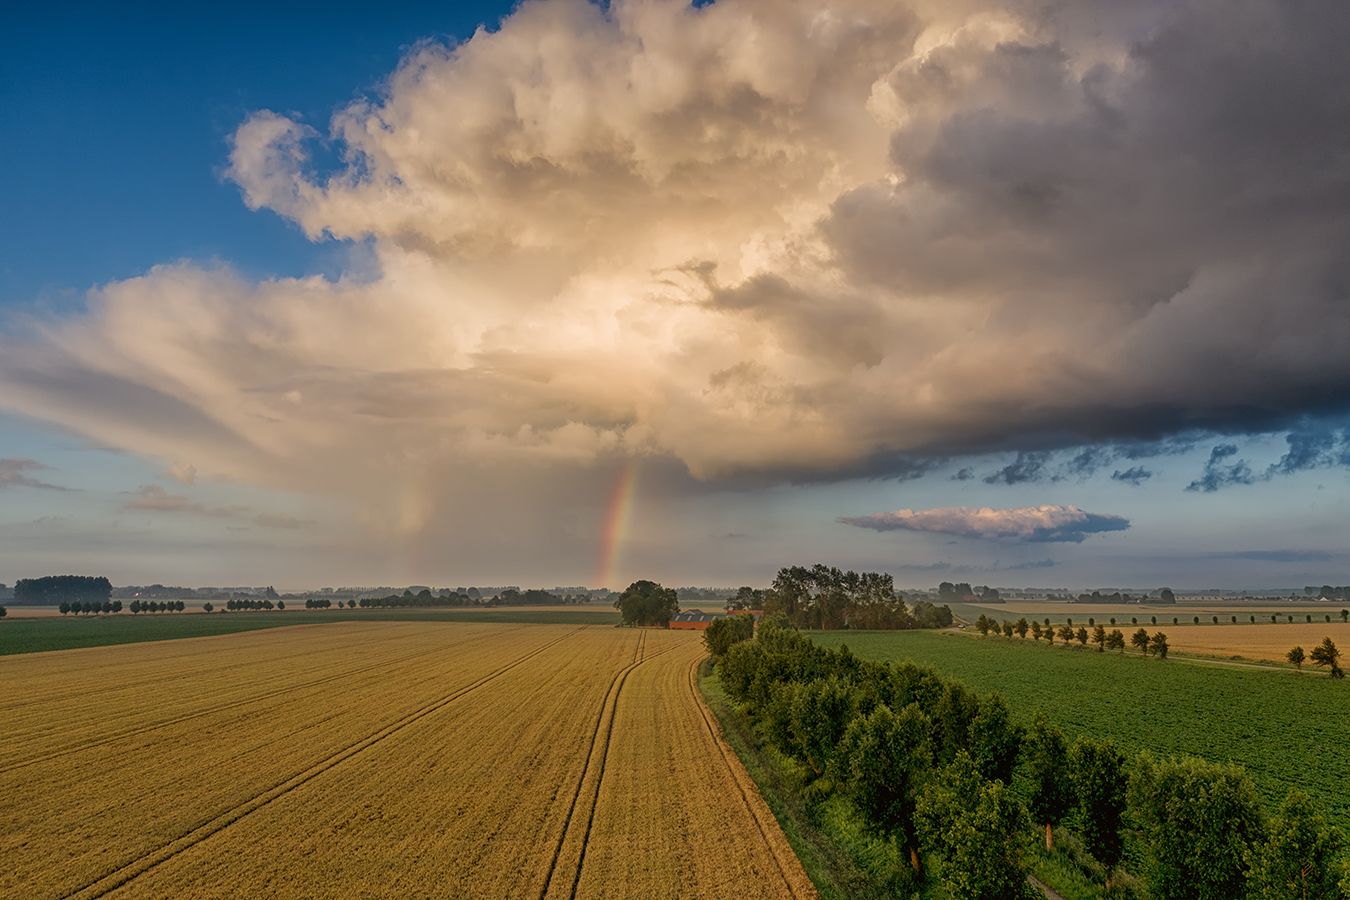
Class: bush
704,613,755,658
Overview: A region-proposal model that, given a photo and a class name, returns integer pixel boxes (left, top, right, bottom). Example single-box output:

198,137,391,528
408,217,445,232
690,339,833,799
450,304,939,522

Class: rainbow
595,459,638,590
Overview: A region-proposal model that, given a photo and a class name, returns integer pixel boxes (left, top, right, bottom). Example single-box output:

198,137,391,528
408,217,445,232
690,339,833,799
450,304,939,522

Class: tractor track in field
686,653,812,900
1,628,533,775
537,629,685,900
58,626,590,900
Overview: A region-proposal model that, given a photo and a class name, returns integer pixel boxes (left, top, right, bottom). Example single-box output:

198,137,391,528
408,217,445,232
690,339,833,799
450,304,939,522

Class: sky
1,0,1348,592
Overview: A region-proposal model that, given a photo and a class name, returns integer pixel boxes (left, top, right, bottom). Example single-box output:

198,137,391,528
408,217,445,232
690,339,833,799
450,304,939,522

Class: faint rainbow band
595,459,637,590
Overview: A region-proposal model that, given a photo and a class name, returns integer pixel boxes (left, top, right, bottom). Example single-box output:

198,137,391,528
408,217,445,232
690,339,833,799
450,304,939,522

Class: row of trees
59,599,184,614
16,575,112,605
977,613,1346,676
59,600,125,614
131,600,183,613
976,616,1172,658
225,599,285,611
710,616,1350,899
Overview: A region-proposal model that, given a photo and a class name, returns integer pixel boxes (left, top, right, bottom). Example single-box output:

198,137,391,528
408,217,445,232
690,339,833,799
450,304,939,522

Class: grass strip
698,659,902,900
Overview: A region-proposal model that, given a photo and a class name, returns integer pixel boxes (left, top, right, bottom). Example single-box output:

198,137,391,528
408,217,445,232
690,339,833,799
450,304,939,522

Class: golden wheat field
0,622,815,900
1157,622,1350,663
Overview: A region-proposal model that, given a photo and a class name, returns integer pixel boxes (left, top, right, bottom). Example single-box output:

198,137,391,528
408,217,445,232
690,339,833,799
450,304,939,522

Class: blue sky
1,0,1348,591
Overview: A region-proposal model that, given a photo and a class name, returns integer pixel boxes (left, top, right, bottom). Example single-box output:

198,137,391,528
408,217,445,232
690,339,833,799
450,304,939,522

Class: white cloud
838,505,1130,543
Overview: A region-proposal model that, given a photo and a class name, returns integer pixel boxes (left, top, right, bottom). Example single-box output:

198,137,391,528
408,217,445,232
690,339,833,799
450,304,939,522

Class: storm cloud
0,0,1346,543
838,505,1130,543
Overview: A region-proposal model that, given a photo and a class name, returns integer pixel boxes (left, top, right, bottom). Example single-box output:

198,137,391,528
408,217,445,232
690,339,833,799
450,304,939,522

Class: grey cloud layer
839,505,1130,543
0,0,1346,534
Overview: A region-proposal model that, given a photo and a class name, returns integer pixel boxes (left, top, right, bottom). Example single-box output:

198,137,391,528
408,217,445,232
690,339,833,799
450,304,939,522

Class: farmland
0,606,621,656
0,622,813,899
1162,621,1350,662
947,601,1350,663
810,629,1350,833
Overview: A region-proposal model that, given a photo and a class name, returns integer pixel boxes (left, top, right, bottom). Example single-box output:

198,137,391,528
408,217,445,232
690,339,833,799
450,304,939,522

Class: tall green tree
613,580,679,627
969,692,1022,784
1069,737,1128,880
790,675,855,777
1025,711,1073,850
1130,753,1266,900
840,701,933,870
1310,637,1343,678
1150,631,1170,660
1245,790,1346,900
918,752,1040,900
1287,645,1305,672
1131,627,1151,654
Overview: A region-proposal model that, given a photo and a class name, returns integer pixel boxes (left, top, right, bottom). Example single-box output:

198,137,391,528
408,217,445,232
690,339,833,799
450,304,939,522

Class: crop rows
1,622,813,899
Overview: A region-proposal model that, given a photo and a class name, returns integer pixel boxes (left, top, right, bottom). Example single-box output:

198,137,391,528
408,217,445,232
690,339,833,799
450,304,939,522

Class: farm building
669,609,762,631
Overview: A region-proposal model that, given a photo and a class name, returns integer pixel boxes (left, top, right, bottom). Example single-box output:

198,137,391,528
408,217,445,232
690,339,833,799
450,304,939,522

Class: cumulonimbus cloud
838,505,1130,543
0,0,1346,537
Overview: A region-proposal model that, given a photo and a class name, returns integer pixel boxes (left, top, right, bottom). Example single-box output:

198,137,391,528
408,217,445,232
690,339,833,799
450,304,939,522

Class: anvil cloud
0,0,1347,546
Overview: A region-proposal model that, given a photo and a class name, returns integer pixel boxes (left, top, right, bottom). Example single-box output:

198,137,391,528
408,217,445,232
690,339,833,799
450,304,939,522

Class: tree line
976,614,1346,676
222,598,285,611
131,600,182,613
59,600,125,615
16,575,112,605
756,565,952,631
710,615,1349,900
359,590,474,608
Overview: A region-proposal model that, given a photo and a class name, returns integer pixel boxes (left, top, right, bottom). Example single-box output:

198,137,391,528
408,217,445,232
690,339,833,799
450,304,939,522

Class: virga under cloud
839,505,1130,543
0,0,1346,554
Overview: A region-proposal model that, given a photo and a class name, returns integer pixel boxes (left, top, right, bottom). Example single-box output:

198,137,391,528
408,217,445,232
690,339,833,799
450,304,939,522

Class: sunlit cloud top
839,504,1131,543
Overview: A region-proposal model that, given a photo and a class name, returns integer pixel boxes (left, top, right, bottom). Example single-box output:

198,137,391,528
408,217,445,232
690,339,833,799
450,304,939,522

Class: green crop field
810,630,1350,833
0,607,621,656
